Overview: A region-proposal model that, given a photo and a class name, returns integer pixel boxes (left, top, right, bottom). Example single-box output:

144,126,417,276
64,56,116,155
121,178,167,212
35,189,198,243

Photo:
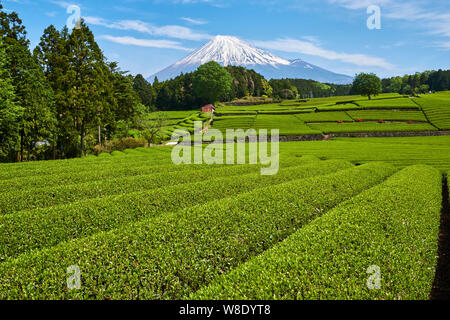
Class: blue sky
2,0,450,79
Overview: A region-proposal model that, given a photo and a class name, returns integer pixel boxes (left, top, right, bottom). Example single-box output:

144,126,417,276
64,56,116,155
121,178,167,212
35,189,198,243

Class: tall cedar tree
0,4,56,161
34,25,77,157
64,21,113,156
0,38,23,161
110,62,140,136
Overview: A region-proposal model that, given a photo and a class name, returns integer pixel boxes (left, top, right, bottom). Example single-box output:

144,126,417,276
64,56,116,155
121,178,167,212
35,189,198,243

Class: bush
0,162,397,299
93,138,148,155
108,137,148,151
0,159,345,260
194,165,441,300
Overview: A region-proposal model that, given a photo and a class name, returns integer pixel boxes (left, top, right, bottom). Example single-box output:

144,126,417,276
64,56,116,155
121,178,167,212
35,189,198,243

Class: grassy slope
413,92,450,130
210,93,449,135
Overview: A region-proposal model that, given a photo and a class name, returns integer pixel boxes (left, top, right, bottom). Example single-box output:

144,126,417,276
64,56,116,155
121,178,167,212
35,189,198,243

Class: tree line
146,65,273,110
1,4,449,163
381,70,450,95
0,5,146,162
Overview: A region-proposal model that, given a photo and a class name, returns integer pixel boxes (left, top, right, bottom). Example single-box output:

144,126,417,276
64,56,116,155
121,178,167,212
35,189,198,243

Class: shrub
106,137,148,152
92,138,148,155
0,160,347,260
0,163,397,299
194,165,441,300
92,144,106,156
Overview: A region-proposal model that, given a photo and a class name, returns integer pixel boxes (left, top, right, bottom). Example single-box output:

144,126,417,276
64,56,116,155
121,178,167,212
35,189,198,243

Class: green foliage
347,110,427,122
308,122,437,133
296,112,353,122
269,79,299,99
65,21,115,155
352,73,382,100
1,133,450,299
155,72,197,110
194,165,441,300
0,162,403,299
0,159,324,260
225,65,268,99
95,137,148,154
110,64,141,130
279,136,450,172
192,61,233,105
414,92,450,130
382,70,450,94
0,8,55,161
17,67,56,161
133,74,154,110
33,21,140,159
0,39,23,161
252,114,321,135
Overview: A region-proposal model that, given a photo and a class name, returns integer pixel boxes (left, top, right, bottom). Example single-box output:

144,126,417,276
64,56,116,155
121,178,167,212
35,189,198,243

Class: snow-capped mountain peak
175,35,291,67
149,35,353,84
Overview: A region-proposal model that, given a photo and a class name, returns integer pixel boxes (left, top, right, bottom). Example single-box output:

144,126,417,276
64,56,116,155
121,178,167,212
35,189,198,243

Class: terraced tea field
1,135,450,300
211,92,450,136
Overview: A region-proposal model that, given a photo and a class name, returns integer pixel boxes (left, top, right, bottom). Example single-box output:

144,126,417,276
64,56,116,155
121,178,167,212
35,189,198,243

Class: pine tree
1,5,56,161
0,39,23,161
110,62,140,136
64,21,112,156
34,26,79,158
18,67,57,161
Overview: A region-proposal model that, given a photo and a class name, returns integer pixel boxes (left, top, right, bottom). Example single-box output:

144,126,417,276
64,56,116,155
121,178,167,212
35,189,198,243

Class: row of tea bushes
0,156,316,215
0,162,397,299
0,160,351,261
193,165,442,300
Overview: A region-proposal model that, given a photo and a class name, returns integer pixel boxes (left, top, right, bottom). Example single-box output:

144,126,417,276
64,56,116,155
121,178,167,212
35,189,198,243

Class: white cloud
101,35,192,51
328,0,450,37
181,17,208,25
84,17,212,41
49,0,80,9
435,42,450,51
328,0,390,10
252,38,394,69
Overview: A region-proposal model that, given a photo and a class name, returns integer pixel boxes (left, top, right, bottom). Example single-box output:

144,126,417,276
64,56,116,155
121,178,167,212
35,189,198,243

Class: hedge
0,162,396,299
0,154,317,195
0,150,173,180
0,156,315,215
1,155,311,193
193,165,441,300
0,160,350,261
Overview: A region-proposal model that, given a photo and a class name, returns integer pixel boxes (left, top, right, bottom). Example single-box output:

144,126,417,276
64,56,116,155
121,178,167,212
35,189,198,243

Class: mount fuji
148,36,353,84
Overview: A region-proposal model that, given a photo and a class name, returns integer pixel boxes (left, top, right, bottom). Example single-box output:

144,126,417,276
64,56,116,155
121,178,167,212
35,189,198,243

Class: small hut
202,104,216,113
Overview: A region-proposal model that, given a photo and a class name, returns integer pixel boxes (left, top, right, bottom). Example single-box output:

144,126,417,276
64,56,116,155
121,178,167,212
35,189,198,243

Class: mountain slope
149,36,353,84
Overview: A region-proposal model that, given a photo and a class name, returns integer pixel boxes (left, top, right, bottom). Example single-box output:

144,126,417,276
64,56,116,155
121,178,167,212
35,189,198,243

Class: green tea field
1,132,450,300
209,92,450,137
2,0,450,307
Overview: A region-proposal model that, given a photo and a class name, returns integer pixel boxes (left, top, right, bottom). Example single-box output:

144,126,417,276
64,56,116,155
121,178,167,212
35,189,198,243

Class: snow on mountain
174,35,291,67
148,35,353,84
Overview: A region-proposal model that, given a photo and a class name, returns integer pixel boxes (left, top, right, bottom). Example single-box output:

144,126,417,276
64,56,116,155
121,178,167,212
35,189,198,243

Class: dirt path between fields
430,174,450,300
202,117,213,134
